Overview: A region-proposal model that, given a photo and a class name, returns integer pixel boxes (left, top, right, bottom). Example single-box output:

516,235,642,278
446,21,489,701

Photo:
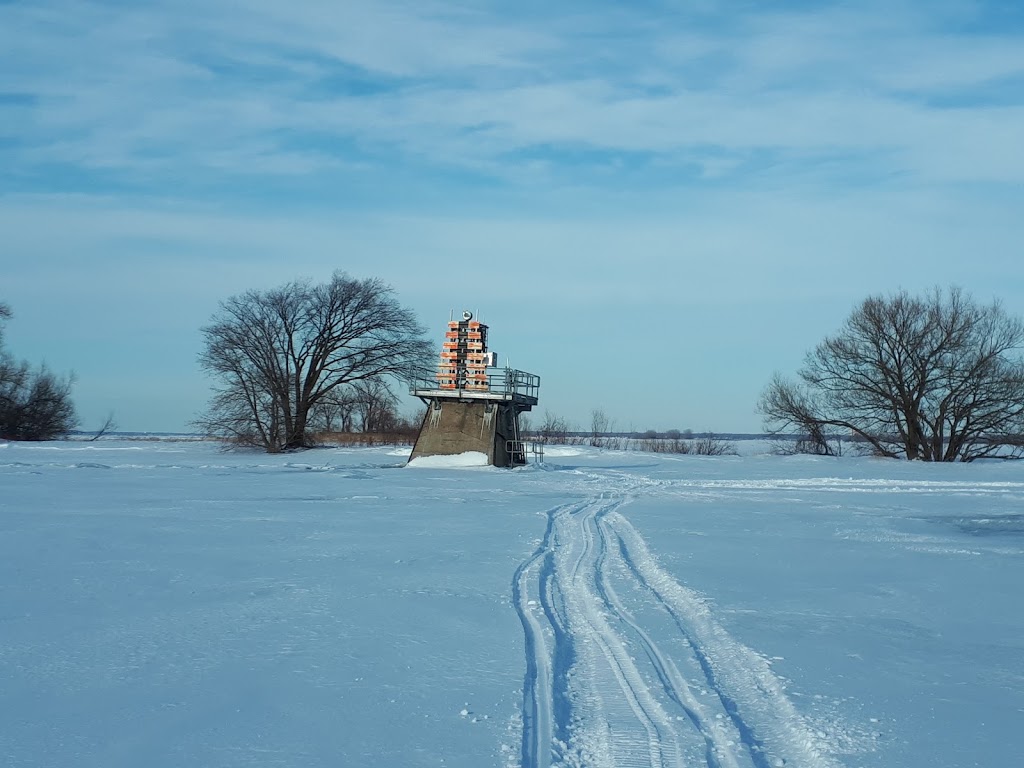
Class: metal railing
507,439,545,464
411,367,540,403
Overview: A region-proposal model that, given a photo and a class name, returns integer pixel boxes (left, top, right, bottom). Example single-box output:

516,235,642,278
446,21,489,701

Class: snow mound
405,451,489,468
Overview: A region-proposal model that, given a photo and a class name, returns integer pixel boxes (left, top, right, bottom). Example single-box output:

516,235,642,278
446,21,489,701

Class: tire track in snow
516,495,699,767
515,493,842,768
513,501,584,768
603,509,841,768
564,499,677,768
591,506,741,768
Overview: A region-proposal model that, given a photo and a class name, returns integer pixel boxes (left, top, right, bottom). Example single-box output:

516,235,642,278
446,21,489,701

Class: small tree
352,377,400,433
0,303,78,440
89,412,118,441
307,386,358,433
539,410,572,444
691,434,738,456
196,273,432,452
589,408,614,447
760,287,1024,461
761,374,837,456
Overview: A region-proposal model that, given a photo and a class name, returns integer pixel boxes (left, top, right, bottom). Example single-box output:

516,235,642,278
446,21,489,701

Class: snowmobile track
515,494,840,768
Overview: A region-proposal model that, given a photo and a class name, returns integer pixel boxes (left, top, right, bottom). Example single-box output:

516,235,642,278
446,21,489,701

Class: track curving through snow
514,489,842,768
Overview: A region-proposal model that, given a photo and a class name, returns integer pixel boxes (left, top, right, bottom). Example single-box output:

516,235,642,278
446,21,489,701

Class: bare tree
196,273,432,452
760,287,1024,462
634,432,736,455
351,377,400,433
89,412,118,441
760,373,837,456
589,408,614,447
0,302,10,344
538,410,572,444
0,360,78,441
0,304,78,441
691,434,738,456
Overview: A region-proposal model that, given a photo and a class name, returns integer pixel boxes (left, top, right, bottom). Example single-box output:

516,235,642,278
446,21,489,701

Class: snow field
1,439,1022,767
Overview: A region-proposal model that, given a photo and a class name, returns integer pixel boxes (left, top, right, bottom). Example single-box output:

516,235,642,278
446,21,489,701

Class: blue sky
2,0,1023,434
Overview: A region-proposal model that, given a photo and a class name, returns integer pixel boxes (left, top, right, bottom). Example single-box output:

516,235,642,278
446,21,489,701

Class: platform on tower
410,369,539,409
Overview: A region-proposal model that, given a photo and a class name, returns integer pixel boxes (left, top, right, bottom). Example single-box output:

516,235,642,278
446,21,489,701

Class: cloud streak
3,0,1024,190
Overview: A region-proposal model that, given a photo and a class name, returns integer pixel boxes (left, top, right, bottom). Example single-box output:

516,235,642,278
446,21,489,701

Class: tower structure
409,311,539,467
437,315,491,391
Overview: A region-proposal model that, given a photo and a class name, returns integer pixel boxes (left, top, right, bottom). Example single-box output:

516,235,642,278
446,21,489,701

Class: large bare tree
197,273,432,451
759,287,1024,461
0,302,78,441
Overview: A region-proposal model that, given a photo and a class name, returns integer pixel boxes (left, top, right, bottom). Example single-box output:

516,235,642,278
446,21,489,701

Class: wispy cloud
3,0,1024,192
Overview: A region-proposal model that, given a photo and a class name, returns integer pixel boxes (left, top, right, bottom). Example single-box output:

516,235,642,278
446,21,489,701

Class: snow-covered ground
1,439,1022,767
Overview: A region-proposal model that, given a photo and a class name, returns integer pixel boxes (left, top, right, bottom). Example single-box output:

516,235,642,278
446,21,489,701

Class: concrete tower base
409,399,525,467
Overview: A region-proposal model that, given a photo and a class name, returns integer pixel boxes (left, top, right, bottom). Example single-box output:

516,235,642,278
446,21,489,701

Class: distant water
66,430,204,439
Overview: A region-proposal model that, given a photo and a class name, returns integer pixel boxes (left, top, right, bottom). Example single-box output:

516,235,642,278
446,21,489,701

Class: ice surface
1,439,1022,767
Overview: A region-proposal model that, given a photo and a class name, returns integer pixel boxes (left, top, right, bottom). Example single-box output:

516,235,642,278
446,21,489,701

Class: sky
2,0,1024,434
